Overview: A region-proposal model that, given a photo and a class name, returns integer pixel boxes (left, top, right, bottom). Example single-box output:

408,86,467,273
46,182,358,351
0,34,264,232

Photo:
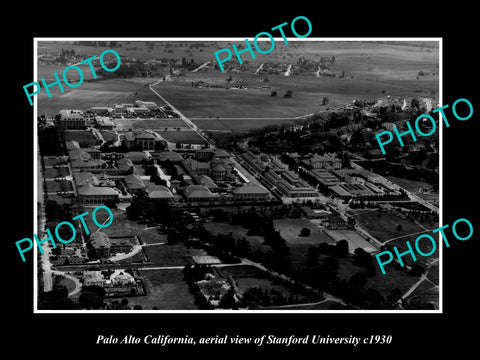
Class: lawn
272,218,333,245
114,118,188,132
64,130,101,147
323,229,376,253
127,269,197,310
143,242,208,266
43,158,68,167
157,130,207,145
218,265,321,305
37,78,149,116
99,130,118,142
53,274,76,293
216,265,266,278
352,209,429,243
80,208,139,238
44,167,70,178
192,117,299,132
45,180,73,192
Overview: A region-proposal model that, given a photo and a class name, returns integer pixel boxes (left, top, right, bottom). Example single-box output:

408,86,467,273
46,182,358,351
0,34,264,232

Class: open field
44,167,70,178
36,40,439,121
64,130,101,146
324,229,376,253
192,117,299,132
157,130,207,145
81,208,140,238
351,209,432,243
53,274,76,293
143,242,209,266
273,218,333,245
127,269,197,310
37,78,149,116
45,180,73,193
114,118,187,131
217,265,321,305
152,72,435,118
386,176,439,205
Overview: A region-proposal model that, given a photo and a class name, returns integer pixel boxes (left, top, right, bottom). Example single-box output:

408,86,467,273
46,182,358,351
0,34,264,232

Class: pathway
191,61,212,72
284,64,292,76
399,258,439,303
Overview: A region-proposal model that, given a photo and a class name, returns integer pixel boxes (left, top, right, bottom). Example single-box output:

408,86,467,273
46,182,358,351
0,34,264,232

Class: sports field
323,229,376,253
273,218,333,245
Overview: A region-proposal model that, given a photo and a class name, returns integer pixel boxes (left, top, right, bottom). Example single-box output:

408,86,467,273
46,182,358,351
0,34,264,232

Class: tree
105,198,119,209
354,248,373,267
396,224,403,231
334,240,349,257
211,209,229,222
322,97,330,106
236,238,251,258
218,288,237,309
324,256,339,271
51,246,63,256
299,227,311,237
270,91,277,97
307,246,320,265
409,264,425,276
78,291,104,309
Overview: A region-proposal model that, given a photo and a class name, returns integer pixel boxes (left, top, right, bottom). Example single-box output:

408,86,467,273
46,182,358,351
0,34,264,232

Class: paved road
37,149,54,292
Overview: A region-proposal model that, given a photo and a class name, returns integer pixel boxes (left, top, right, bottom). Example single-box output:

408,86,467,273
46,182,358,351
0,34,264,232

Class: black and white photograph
33,38,441,312
5,6,478,357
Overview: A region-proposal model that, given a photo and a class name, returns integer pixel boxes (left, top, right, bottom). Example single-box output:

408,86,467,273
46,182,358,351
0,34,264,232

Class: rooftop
146,185,174,199
183,185,219,198
233,183,270,194
124,174,146,189
78,184,119,196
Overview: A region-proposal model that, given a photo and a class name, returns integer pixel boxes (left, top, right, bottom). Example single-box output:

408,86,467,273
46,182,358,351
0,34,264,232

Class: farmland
152,70,435,118
192,117,299,132
37,78,149,116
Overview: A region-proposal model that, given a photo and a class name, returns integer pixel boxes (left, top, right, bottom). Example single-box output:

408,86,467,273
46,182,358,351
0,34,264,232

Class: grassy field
53,274,76,293
351,209,431,243
218,265,321,305
127,269,197,310
44,167,69,178
192,117,299,132
272,218,333,245
143,242,208,266
152,70,437,119
157,130,207,144
64,130,101,146
114,119,187,132
36,40,439,122
324,229,376,252
37,78,149,116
